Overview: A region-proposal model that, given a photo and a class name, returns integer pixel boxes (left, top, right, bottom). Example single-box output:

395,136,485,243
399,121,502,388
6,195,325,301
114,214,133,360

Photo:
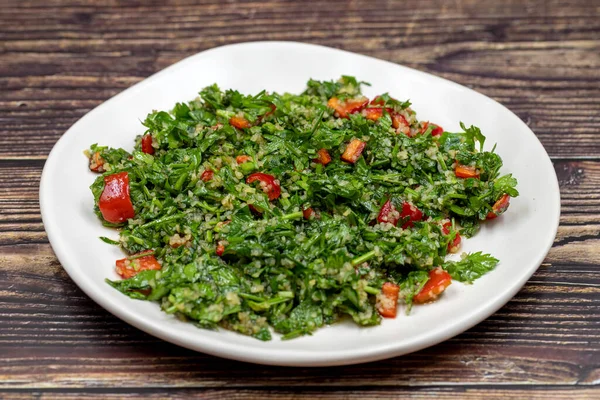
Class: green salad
86,76,518,340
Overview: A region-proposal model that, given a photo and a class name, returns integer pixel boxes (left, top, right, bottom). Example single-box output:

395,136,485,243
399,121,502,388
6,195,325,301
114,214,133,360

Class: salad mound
86,76,518,340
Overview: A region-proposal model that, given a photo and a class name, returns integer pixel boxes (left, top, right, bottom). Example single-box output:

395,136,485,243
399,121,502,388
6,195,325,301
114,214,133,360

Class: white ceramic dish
40,41,560,366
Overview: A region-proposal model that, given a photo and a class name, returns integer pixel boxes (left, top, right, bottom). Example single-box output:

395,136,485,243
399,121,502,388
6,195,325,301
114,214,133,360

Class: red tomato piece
399,201,423,229
200,169,214,182
420,122,444,136
442,221,461,253
236,155,252,164
327,97,369,118
341,139,366,164
370,96,385,106
363,107,384,121
377,199,401,225
455,164,480,179
487,194,511,220
246,172,281,201
414,267,452,304
141,134,154,155
89,151,105,172
248,204,261,214
115,251,161,279
229,115,252,129
315,148,332,165
303,207,315,220
377,282,400,318
216,242,225,256
431,124,444,136
99,172,135,223
391,113,409,129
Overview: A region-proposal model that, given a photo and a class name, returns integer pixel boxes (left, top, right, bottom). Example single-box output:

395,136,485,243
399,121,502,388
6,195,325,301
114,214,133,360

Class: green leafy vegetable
87,76,518,340
443,252,499,283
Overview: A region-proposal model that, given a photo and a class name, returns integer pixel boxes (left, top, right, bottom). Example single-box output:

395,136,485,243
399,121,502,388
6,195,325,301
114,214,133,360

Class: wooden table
2,0,599,398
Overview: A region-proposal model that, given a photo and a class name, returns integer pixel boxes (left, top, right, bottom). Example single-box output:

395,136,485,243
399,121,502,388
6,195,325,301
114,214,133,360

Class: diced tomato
370,96,386,106
431,125,444,136
246,172,281,201
303,207,315,220
255,103,277,124
399,201,423,229
141,134,154,155
377,199,400,225
442,221,461,253
99,172,135,224
363,107,384,121
455,164,480,179
236,155,252,164
377,200,422,228
315,148,332,165
248,204,261,214
421,122,444,137
341,139,366,164
414,267,452,304
487,194,511,220
391,113,409,129
327,97,369,118
89,151,105,173
377,282,400,318
115,251,161,279
200,169,214,182
216,242,225,256
229,115,252,129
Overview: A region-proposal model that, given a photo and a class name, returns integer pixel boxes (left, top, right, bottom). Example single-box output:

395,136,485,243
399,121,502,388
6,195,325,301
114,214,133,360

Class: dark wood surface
1,0,599,398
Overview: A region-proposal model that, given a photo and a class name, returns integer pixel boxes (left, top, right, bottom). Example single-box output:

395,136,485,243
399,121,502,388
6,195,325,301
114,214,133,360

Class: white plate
40,41,560,366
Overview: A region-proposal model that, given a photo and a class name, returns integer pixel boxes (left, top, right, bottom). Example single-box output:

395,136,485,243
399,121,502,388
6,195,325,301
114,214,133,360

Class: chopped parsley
87,76,518,340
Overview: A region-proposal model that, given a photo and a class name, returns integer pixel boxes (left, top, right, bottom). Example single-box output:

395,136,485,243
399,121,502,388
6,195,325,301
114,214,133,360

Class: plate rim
39,40,561,366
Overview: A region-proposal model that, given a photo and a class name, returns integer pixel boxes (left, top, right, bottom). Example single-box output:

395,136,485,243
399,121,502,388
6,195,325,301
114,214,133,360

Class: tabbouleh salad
86,76,518,341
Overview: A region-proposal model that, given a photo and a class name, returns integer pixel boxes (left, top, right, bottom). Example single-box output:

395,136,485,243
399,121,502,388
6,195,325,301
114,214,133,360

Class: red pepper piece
89,151,105,173
341,139,366,164
377,282,400,318
414,267,452,303
421,121,444,136
99,172,135,223
399,201,423,229
216,242,225,256
200,169,214,182
370,96,386,106
455,164,480,179
229,115,252,129
363,107,384,121
431,125,444,136
141,134,154,155
236,155,252,164
115,251,161,279
391,113,408,129
377,199,401,225
246,172,281,201
303,207,315,220
442,221,461,253
487,194,511,220
315,148,332,165
327,97,369,118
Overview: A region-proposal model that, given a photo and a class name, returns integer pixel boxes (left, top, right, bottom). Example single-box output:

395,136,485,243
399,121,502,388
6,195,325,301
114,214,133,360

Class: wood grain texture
0,0,599,398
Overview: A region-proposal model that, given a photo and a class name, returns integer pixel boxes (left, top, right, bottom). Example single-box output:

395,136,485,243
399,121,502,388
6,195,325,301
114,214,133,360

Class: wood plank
0,0,598,159
1,388,600,399
0,157,599,388
0,0,599,395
